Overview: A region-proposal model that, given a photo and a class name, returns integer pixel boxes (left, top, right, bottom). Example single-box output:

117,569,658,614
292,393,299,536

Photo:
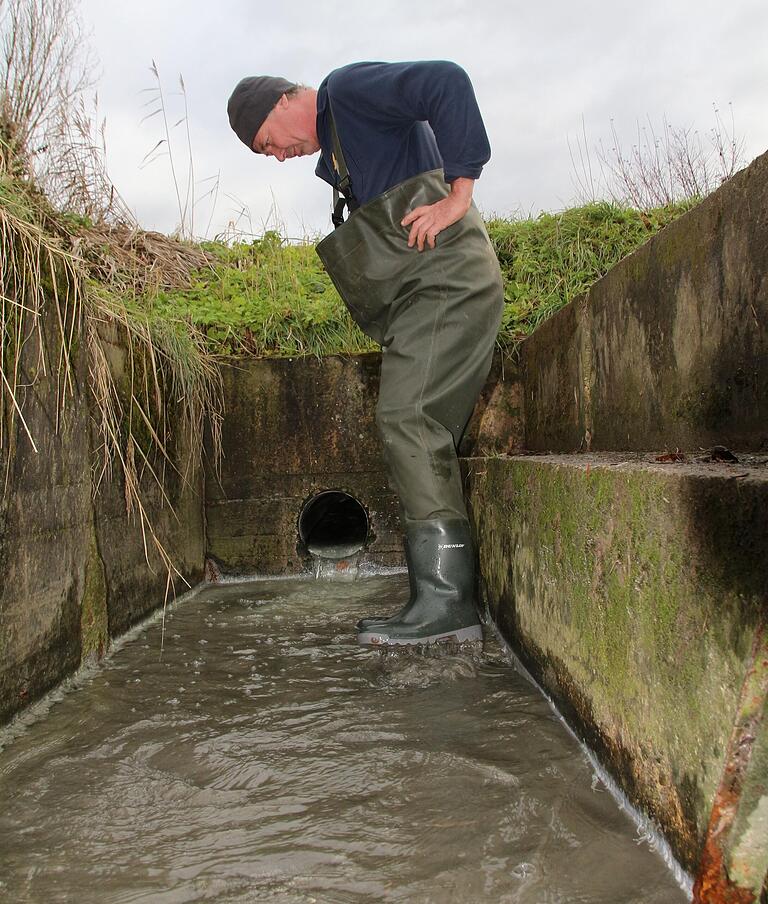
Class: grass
0,169,82,453
149,231,377,357
145,201,696,357
1,164,223,603
487,200,696,342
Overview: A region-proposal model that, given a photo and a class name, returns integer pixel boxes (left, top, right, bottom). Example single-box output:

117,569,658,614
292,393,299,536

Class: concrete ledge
464,452,768,874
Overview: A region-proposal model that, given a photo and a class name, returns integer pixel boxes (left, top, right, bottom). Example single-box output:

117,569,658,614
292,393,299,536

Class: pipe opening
299,491,369,559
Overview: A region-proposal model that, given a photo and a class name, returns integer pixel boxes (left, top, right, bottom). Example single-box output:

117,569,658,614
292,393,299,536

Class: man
228,61,504,648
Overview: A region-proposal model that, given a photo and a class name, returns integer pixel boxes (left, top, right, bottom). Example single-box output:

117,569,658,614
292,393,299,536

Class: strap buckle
327,104,359,229
332,190,347,229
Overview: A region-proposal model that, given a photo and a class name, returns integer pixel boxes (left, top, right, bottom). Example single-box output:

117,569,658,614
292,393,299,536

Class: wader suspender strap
327,106,359,228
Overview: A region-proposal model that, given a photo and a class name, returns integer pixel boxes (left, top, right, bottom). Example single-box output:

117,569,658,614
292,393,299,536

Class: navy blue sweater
315,61,491,207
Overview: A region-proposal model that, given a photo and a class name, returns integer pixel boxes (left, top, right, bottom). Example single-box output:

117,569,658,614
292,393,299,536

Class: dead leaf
655,450,686,462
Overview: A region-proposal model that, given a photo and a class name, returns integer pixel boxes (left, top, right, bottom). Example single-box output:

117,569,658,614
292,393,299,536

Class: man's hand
401,177,475,251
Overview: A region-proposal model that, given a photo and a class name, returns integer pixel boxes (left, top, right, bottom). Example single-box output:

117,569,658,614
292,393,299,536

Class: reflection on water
0,575,688,903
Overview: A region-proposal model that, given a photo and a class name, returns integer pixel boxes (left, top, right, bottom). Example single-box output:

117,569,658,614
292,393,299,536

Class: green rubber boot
356,534,417,631
357,519,482,647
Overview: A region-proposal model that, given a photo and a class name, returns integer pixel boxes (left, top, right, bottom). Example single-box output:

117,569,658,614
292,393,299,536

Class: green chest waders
315,109,504,646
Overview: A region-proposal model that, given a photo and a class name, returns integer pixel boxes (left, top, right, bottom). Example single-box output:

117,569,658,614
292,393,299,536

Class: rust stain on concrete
693,623,768,903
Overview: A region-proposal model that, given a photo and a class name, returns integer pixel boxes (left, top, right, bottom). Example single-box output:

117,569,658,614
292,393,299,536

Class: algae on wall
0,182,216,726
522,149,768,454
79,526,109,661
467,454,767,874
0,274,94,724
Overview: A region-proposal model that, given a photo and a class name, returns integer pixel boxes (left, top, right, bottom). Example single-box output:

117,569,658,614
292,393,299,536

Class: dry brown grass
0,0,93,178
0,0,226,630
0,174,81,453
1,168,223,610
71,222,215,295
570,108,746,209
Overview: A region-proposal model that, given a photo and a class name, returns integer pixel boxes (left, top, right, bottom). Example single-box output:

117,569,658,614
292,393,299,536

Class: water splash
312,550,361,581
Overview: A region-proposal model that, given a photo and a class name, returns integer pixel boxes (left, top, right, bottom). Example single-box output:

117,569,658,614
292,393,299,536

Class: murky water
0,575,688,903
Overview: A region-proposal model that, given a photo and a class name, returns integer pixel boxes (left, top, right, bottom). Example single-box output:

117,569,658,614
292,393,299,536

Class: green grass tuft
146,202,695,357
486,199,696,344
150,230,376,357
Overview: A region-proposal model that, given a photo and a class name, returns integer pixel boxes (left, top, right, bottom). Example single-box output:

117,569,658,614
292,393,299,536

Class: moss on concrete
724,636,768,896
467,454,767,870
523,149,768,454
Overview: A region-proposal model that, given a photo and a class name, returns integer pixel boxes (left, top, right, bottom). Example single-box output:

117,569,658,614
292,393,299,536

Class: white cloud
79,0,768,237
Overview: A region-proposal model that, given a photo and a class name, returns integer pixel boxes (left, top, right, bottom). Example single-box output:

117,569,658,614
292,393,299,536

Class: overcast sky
78,0,768,240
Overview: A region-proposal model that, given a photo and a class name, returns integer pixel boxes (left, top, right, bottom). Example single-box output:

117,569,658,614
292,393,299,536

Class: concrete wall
91,323,205,637
0,305,94,724
0,310,205,726
476,150,768,901
465,454,767,876
204,350,522,574
204,354,402,573
524,149,768,454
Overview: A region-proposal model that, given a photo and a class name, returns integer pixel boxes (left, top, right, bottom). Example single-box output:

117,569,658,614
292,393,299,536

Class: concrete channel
1,150,767,901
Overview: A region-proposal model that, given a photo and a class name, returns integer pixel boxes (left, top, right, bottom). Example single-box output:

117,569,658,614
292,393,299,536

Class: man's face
252,93,320,162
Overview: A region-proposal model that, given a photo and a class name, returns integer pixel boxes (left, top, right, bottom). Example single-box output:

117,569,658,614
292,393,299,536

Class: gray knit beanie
227,76,297,151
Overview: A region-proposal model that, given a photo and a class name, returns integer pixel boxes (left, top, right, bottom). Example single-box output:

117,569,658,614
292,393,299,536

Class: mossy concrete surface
464,453,768,876
205,350,522,574
0,304,92,725
523,149,768,454
79,527,108,661
205,353,403,573
92,321,205,637
693,626,768,902
0,311,205,726
460,349,524,458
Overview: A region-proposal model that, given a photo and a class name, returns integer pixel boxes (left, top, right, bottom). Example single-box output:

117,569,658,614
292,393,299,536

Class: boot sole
357,624,483,647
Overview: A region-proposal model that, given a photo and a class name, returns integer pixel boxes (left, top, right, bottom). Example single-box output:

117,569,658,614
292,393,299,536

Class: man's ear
278,93,289,108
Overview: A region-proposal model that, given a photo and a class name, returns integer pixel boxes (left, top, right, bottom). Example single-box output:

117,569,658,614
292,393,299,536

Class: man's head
227,76,319,162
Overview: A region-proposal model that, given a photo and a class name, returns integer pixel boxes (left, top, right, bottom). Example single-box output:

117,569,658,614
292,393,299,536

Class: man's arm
328,61,489,247
375,61,486,252
401,176,474,251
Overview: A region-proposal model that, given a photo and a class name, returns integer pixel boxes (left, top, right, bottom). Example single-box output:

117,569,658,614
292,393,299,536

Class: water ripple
0,575,688,903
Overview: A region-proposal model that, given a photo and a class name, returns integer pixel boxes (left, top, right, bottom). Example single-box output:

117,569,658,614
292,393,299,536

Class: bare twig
569,106,746,210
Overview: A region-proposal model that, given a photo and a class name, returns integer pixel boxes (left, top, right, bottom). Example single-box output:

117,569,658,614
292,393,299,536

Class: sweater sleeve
327,61,491,182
